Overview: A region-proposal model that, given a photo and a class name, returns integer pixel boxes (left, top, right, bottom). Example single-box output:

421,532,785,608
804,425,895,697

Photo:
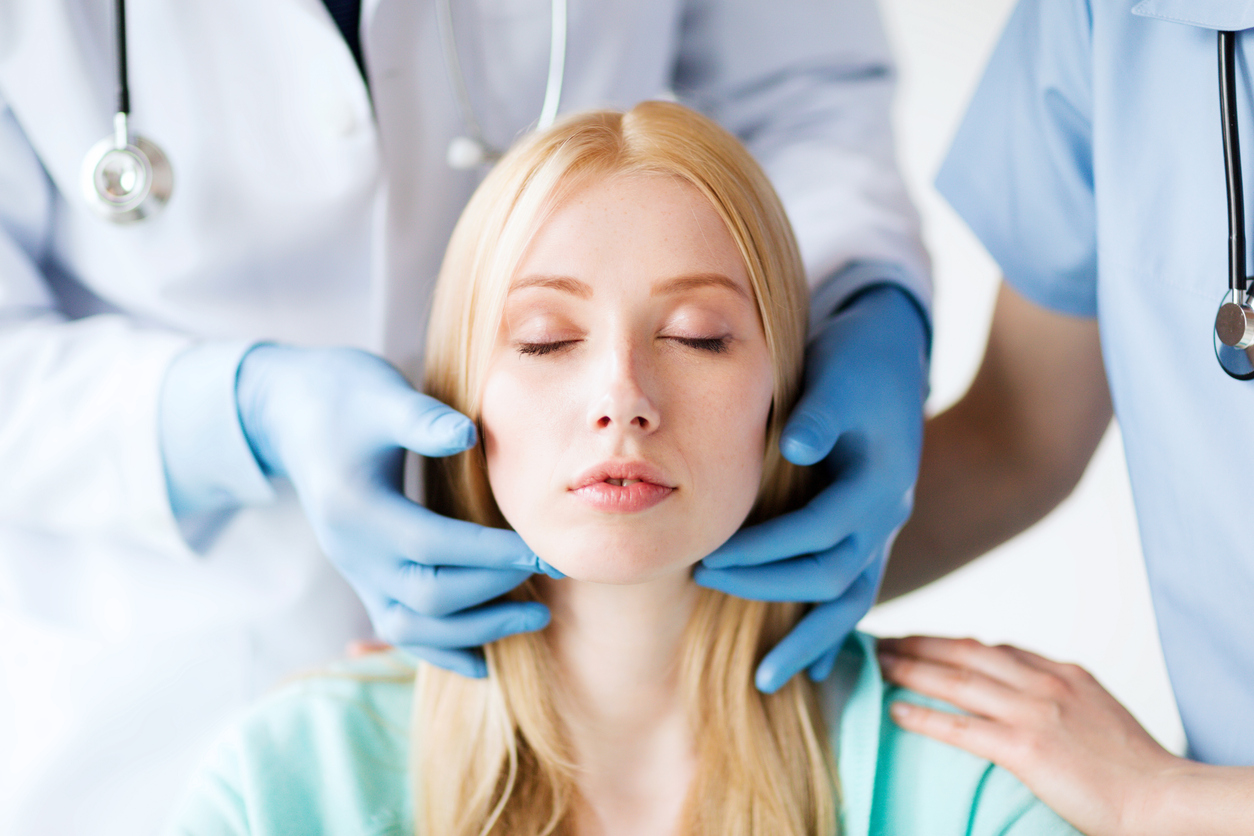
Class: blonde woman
166,103,1074,836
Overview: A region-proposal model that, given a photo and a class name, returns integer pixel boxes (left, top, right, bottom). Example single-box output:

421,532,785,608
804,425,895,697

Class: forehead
513,172,751,294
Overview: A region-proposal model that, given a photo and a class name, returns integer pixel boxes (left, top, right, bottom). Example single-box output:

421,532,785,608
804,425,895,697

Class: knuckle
405,566,447,617
955,637,985,659
939,711,971,735
1038,673,1072,703
1025,694,1065,727
1009,727,1049,764
1060,662,1091,683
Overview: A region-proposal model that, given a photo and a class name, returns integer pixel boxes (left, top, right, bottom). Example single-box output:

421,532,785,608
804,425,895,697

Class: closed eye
516,340,579,356
670,336,730,353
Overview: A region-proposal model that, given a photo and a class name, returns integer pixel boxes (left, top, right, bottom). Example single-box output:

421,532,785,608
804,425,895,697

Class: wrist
235,342,286,477
808,260,932,349
1128,755,1238,836
159,340,275,520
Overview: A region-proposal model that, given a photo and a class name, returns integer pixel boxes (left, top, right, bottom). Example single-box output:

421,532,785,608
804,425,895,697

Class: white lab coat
0,0,928,832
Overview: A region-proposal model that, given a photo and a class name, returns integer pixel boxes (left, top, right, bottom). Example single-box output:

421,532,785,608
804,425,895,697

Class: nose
587,343,661,434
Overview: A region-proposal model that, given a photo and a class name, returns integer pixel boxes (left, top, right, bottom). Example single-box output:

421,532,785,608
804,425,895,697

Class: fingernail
781,428,823,464
433,412,476,449
890,702,913,720
878,651,899,671
516,606,551,633
755,668,784,694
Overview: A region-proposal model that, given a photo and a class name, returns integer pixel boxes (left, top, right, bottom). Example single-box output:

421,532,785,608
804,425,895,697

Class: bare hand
877,636,1177,836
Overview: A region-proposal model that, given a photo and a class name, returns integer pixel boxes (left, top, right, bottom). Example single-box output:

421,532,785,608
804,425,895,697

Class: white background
859,0,1186,753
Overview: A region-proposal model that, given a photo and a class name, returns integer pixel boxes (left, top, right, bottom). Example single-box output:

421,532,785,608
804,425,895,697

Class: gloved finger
392,563,534,618
372,493,548,573
374,598,551,651
389,391,479,458
399,645,488,679
807,647,840,682
779,384,845,467
693,537,868,602
753,565,878,694
702,470,882,569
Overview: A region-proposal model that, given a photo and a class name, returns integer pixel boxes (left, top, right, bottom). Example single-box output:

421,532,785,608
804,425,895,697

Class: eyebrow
651,272,749,300
509,275,594,298
508,272,748,300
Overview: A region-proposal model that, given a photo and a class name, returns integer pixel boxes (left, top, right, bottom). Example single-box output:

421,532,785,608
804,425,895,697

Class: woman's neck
535,572,700,836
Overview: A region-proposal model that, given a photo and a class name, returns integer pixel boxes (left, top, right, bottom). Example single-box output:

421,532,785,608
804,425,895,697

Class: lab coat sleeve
0,97,195,556
935,0,1098,318
672,0,932,318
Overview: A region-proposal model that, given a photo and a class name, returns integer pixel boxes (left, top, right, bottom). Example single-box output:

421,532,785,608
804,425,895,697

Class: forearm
1135,761,1254,836
880,399,1074,599
880,282,1111,601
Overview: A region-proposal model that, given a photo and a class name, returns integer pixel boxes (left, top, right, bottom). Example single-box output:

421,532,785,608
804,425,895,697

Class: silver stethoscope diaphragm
81,112,172,222
82,0,172,223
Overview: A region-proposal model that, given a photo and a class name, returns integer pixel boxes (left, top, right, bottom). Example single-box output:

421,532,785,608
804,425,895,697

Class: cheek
673,351,774,534
480,367,563,523
479,360,581,528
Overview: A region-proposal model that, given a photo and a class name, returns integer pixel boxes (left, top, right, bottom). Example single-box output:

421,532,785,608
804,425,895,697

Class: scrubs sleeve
0,96,194,558
673,0,932,319
936,0,1098,318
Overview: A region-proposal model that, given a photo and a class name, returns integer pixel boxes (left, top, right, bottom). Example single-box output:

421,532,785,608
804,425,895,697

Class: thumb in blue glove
695,283,928,693
232,344,559,678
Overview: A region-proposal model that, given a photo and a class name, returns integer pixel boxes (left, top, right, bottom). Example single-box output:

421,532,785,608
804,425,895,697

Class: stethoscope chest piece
1215,292,1254,349
81,127,172,223
1214,291,1254,379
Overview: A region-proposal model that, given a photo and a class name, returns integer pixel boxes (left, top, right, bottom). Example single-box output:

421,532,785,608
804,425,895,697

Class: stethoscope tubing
115,0,130,122
1220,30,1246,295
436,0,567,166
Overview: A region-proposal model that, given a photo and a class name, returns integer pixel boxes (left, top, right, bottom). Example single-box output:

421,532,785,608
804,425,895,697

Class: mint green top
165,633,1077,836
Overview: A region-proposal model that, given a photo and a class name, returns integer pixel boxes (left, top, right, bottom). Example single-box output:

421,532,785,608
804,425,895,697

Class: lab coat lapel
360,0,479,377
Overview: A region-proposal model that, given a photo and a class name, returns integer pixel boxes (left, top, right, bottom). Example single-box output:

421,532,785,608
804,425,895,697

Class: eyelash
515,336,730,356
673,336,729,353
516,340,576,356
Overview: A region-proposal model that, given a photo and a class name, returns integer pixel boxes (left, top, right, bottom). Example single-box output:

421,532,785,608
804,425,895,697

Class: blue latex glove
235,345,555,678
694,284,928,693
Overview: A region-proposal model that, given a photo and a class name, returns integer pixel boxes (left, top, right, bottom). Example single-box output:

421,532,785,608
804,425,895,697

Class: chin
529,531,703,585
553,559,687,586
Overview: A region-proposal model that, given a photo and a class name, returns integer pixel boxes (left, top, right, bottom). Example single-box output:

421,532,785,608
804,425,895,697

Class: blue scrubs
938,0,1254,766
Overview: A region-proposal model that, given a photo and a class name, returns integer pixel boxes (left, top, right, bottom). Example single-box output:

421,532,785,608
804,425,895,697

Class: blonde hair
419,102,835,836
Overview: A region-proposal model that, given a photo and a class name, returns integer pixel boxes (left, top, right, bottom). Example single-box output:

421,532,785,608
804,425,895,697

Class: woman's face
480,172,774,584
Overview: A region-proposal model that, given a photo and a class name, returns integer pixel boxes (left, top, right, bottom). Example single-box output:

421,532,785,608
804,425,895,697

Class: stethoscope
436,0,567,169
79,0,565,222
80,0,172,223
1215,30,1254,378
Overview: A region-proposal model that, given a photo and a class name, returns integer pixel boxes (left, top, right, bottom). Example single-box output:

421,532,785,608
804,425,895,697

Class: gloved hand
694,284,928,693
235,344,554,678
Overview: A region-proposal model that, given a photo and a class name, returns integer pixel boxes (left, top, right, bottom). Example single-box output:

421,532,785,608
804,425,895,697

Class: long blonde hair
419,102,836,836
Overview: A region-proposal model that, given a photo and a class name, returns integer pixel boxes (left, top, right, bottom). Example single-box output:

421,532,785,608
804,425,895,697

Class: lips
570,460,676,513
